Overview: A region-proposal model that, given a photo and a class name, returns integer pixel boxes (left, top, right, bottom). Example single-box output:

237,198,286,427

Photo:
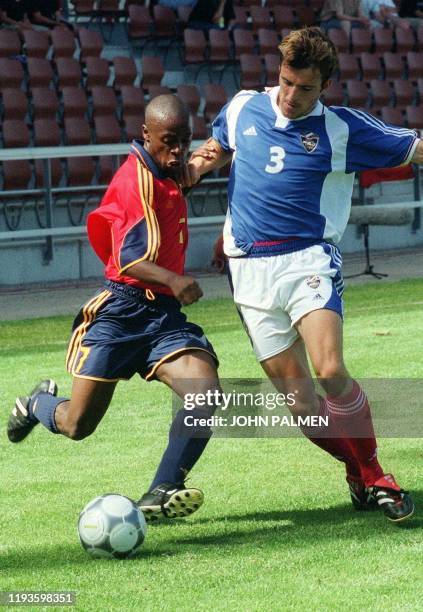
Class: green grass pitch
1,279,422,611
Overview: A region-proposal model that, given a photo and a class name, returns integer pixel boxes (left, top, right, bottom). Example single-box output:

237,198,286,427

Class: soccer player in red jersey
8,95,220,521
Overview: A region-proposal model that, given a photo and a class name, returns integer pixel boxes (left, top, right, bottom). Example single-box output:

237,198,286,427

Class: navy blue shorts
66,281,218,382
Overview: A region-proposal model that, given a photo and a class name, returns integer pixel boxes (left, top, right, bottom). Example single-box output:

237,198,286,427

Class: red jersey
87,141,188,296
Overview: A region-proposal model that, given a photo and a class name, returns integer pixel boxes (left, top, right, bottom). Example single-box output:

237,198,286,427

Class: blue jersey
212,87,419,256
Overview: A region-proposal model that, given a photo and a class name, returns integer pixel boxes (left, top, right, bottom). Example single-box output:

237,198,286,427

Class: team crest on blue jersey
306,275,321,289
300,132,319,153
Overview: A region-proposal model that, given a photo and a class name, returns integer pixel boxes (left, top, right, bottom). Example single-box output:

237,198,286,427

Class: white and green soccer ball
78,494,147,559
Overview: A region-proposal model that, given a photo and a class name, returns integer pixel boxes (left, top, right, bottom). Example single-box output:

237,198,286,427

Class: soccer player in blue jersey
7,96,219,521
189,27,422,522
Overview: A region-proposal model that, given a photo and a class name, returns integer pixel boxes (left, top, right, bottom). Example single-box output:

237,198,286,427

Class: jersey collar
130,139,167,179
268,86,324,128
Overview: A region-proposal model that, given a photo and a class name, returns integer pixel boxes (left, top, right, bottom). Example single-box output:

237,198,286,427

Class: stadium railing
0,142,228,264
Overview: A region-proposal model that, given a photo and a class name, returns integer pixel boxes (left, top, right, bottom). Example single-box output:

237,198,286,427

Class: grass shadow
2,494,421,572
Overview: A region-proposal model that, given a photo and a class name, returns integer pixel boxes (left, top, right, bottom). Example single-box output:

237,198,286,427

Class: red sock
300,397,362,479
326,381,384,487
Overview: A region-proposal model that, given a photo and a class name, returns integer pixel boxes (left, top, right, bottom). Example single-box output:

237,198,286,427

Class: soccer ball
78,494,147,559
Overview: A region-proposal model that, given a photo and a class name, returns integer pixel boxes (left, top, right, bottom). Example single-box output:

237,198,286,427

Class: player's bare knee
314,361,347,382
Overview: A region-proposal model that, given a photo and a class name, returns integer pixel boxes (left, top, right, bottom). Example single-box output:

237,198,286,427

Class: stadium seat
2,119,30,147
233,6,249,29
369,80,392,111
405,105,423,129
183,29,207,66
264,53,280,86
406,52,423,80
51,28,77,58
84,57,110,89
345,80,369,107
191,115,208,140
97,0,120,14
2,160,31,190
381,106,405,126
1,89,28,120
148,85,172,99
395,27,415,55
360,53,382,81
351,29,372,54
35,159,62,187
128,4,153,44
33,118,61,146
272,6,296,30
23,30,50,58
0,58,25,89
78,28,104,61
392,79,415,107
176,85,200,114
0,29,21,58
233,30,257,60
383,52,405,80
97,156,116,184
204,83,227,123
240,54,263,90
31,88,60,119
152,5,177,39
55,57,83,89
374,28,394,56
94,115,122,143
27,58,55,88
91,86,118,118
66,157,96,185
257,29,279,56
250,6,272,31
208,29,232,63
73,0,95,18
295,6,316,26
327,28,349,53
141,56,165,91
321,81,344,106
62,87,89,118
120,85,145,117
122,114,143,141
64,117,92,144
113,56,137,89
338,53,360,80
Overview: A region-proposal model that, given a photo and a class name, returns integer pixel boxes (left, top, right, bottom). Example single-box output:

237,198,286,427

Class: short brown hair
278,27,338,83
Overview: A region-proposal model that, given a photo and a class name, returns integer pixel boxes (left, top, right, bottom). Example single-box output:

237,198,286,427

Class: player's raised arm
187,138,232,185
411,139,423,164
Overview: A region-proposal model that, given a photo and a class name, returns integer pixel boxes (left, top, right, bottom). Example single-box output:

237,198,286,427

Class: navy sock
149,408,213,491
29,393,68,434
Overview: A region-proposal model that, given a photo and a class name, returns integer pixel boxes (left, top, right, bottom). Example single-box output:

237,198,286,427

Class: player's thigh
237,301,299,362
66,377,117,430
296,308,349,387
155,349,220,398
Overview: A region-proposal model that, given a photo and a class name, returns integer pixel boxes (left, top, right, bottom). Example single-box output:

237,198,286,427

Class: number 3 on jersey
265,146,285,174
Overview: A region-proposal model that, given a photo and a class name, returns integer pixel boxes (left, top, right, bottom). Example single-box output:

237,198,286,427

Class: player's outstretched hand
169,274,203,305
190,138,221,162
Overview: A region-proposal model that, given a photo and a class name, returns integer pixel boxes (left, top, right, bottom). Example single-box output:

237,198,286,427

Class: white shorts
228,243,344,362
